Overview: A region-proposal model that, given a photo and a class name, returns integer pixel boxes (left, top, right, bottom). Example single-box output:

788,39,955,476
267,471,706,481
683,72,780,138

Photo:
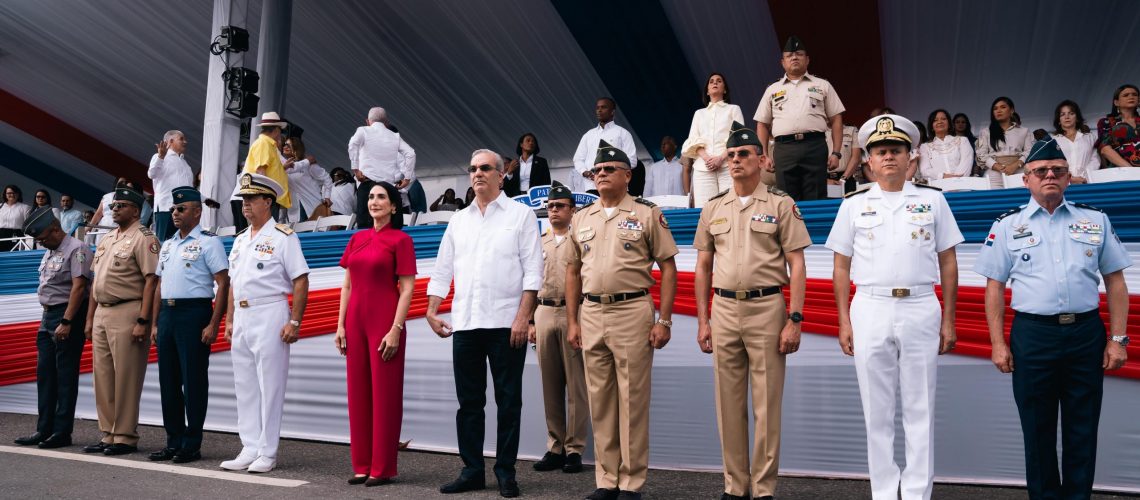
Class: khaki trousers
535,304,590,455
711,293,787,497
580,295,655,492
91,300,150,446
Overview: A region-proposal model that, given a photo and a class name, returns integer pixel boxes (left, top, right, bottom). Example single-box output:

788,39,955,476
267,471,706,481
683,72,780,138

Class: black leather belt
713,286,782,300
98,299,140,308
42,303,69,311
584,290,649,304
161,298,213,307
774,131,825,143
537,297,565,307
1015,309,1099,325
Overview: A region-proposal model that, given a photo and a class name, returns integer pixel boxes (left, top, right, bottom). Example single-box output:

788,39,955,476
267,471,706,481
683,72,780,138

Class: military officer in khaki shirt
693,122,812,500
83,187,160,456
754,36,846,201
566,140,679,500
528,186,589,475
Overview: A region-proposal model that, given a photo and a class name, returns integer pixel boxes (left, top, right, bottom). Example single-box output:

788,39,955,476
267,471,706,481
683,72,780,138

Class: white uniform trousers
851,291,940,500
230,300,291,460
692,168,732,209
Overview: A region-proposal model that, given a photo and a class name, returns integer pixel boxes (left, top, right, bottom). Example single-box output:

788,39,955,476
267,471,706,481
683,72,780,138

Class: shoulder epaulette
709,189,729,201
542,227,550,236
1072,202,1103,212
200,230,217,237
915,183,942,191
634,197,657,208
275,223,295,235
580,200,595,209
995,206,1024,222
139,227,155,236
767,185,789,197
844,186,871,198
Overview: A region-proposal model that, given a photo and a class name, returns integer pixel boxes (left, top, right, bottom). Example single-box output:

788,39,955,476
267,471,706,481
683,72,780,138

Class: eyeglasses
546,202,572,210
173,205,195,213
590,165,629,175
725,150,755,160
1027,166,1069,179
468,164,497,173
110,202,136,210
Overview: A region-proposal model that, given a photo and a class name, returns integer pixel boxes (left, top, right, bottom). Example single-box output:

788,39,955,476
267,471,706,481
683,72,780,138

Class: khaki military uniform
535,227,590,456
90,221,159,446
568,194,678,492
693,185,811,498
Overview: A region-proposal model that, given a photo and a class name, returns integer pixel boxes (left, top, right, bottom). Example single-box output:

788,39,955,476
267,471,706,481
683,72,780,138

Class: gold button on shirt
568,194,678,293
91,221,159,303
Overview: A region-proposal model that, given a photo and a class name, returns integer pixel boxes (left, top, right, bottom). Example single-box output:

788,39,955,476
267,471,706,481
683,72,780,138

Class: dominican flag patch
984,233,996,246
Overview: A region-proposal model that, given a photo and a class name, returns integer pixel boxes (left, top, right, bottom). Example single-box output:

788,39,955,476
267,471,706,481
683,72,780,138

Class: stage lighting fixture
210,25,249,55
223,67,259,93
226,91,259,119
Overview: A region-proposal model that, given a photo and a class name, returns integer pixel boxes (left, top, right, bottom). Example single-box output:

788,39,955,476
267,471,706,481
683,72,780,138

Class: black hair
597,97,616,108
952,113,976,142
3,184,22,203
925,109,951,143
702,72,732,106
1053,100,1090,135
515,132,540,156
988,96,1016,150
1109,83,1139,117
369,181,404,230
34,189,51,207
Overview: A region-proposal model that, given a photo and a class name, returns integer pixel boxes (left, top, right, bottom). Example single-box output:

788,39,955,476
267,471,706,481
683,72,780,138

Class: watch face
790,312,803,322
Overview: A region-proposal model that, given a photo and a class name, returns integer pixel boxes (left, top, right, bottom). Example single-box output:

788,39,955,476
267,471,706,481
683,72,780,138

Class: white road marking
0,445,308,487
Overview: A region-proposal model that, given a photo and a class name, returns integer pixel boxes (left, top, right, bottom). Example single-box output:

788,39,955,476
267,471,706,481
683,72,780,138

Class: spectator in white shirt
329,168,357,217
148,130,195,240
283,137,333,220
683,72,744,207
347,107,416,229
0,184,32,251
976,97,1035,189
1052,100,1100,184
572,98,637,193
426,149,542,497
919,109,974,181
643,136,686,198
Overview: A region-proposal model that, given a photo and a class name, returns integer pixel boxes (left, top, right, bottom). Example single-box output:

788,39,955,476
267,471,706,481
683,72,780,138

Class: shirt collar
782,73,813,83
597,121,617,131
865,181,920,199
707,100,728,110
1024,197,1071,218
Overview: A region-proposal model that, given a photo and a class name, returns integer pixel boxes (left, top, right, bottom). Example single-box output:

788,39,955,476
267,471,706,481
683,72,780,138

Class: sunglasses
546,202,572,210
1027,166,1069,179
590,165,629,175
110,202,137,210
725,150,755,160
173,205,195,213
467,164,497,173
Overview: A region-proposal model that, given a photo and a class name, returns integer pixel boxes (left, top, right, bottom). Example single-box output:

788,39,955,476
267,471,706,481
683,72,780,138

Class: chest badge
1086,249,1094,257
1021,253,1031,262
752,214,778,224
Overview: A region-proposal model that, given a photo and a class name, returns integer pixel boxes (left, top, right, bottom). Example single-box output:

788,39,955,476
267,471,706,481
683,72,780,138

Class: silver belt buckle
891,288,910,298
166,299,175,306
794,133,805,141
599,294,614,304
1059,313,1076,325
239,299,250,308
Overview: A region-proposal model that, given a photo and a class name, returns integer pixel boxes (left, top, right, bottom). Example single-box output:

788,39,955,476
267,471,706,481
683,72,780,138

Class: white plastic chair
415,211,453,225
1003,173,1026,189
644,195,690,209
215,226,237,237
403,212,420,227
928,177,991,192
293,220,319,233
826,184,844,198
315,214,354,232
1089,168,1140,183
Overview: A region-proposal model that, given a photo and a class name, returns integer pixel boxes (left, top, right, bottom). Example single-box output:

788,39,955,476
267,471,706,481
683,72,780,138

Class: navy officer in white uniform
149,186,229,464
975,137,1131,500
826,114,963,500
220,173,310,473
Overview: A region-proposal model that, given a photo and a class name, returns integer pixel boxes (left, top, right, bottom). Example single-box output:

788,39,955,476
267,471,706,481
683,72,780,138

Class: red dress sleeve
394,231,418,276
339,232,360,269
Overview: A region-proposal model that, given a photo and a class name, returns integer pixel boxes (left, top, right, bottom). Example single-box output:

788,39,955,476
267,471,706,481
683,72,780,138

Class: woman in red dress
335,181,416,486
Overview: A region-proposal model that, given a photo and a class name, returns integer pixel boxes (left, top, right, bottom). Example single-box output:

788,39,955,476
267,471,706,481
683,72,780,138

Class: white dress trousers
230,299,290,460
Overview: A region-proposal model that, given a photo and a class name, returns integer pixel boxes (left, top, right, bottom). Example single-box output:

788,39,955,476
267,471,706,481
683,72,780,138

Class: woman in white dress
975,96,1035,189
918,109,974,181
1052,100,1100,184
682,72,744,207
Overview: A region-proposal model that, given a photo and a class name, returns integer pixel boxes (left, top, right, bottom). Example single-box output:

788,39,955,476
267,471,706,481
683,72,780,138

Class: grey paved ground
1,413,1136,499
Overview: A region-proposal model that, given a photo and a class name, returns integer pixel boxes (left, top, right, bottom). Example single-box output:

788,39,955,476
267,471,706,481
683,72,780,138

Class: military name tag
710,217,728,225
751,214,778,224
617,220,644,232
1012,232,1033,239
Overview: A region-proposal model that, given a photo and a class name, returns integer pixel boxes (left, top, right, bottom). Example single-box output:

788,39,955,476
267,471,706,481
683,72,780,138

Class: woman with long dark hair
975,97,1034,188
951,113,979,176
919,109,974,180
682,72,744,207
504,133,551,196
1052,100,1100,183
335,181,415,487
0,184,32,251
1097,83,1140,168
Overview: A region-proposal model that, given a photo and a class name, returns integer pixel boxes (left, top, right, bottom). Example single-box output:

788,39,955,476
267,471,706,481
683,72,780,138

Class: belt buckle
794,133,805,141
239,299,250,308
599,294,614,304
891,288,910,298
1059,313,1076,325
166,299,175,306
735,290,748,300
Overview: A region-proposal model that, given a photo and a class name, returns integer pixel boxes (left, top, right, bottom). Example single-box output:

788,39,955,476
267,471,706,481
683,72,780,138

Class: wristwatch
789,311,803,323
656,319,673,328
136,317,150,325
831,152,842,159
59,317,72,326
289,319,301,328
1111,335,1130,346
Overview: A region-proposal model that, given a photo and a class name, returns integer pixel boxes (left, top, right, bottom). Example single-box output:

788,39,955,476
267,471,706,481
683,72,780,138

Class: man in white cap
220,173,309,473
231,112,292,227
825,115,963,500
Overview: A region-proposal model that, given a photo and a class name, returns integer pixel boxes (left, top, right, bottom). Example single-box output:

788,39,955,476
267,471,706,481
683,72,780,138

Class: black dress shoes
533,451,566,471
83,442,110,453
720,493,749,500
585,488,620,500
562,452,583,473
347,475,368,485
498,478,520,498
14,432,45,446
439,475,486,494
754,496,774,500
37,434,71,449
617,491,642,500
172,450,202,464
364,477,392,487
149,448,178,461
103,443,137,456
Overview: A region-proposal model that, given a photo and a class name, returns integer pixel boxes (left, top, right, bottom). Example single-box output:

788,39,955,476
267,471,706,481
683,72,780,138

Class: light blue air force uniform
157,226,228,298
